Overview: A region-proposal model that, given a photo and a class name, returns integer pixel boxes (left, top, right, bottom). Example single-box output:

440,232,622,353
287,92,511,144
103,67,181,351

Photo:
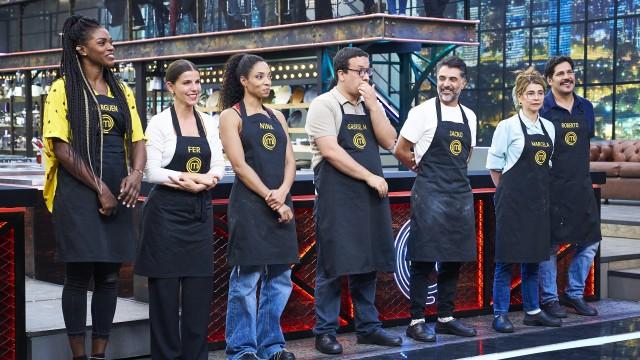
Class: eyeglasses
345,68,374,78
524,91,545,99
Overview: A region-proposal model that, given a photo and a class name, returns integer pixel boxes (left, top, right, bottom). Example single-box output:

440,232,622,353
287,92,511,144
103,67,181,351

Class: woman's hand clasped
118,171,143,208
166,173,219,193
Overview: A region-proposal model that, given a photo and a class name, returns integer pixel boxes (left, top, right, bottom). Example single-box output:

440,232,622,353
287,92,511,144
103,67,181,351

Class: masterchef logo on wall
393,220,438,305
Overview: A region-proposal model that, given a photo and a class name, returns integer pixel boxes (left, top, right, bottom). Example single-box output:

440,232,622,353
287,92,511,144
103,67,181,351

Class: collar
519,110,541,130
331,87,364,106
544,91,583,112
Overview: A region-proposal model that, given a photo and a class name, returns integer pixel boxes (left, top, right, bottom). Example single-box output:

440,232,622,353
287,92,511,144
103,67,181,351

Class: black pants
62,262,121,337
313,268,382,336
409,261,461,319
148,277,213,360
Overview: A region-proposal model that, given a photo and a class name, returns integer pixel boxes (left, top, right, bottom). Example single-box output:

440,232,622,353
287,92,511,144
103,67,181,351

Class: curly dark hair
59,15,133,182
219,53,266,110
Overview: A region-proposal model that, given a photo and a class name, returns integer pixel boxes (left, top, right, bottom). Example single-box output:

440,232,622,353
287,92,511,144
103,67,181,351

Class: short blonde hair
512,66,546,110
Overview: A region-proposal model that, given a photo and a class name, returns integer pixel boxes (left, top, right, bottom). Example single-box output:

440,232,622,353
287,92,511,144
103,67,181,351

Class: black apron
313,100,395,277
53,92,134,262
226,102,299,266
494,115,553,263
548,104,601,245
135,107,213,277
407,99,476,262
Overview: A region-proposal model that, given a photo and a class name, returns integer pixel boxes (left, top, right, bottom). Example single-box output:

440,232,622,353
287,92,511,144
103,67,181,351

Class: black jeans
62,262,121,337
409,261,461,319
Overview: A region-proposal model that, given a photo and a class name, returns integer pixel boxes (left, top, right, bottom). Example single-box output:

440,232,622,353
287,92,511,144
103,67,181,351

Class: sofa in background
590,140,640,201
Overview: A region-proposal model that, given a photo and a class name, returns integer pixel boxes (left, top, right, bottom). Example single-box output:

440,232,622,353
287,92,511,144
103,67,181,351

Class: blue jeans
493,262,540,315
539,242,600,303
313,267,382,336
225,264,293,360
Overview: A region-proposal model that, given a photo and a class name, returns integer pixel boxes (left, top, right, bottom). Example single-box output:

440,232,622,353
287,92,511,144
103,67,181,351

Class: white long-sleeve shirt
144,107,225,184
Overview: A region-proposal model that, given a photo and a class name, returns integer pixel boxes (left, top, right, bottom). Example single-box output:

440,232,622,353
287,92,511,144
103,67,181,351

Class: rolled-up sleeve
486,121,508,171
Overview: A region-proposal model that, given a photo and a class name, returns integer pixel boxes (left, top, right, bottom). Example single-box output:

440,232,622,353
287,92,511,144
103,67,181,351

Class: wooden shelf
267,103,310,110
193,103,312,113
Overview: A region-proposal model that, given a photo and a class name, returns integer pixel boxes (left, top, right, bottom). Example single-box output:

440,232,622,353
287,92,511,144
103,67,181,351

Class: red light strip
476,199,484,307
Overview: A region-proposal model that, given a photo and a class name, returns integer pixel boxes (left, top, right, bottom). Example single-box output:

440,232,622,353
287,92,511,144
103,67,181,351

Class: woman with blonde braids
486,67,559,333
42,15,146,360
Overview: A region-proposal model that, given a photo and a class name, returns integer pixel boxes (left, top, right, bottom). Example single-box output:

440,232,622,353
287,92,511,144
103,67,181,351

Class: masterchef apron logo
262,132,276,150
535,150,547,165
102,114,115,133
353,132,367,149
449,139,462,156
565,131,577,146
394,220,438,303
185,156,202,173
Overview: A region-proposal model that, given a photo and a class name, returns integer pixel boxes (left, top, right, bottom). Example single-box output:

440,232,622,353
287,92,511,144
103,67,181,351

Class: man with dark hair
305,46,402,355
395,55,478,342
539,56,601,318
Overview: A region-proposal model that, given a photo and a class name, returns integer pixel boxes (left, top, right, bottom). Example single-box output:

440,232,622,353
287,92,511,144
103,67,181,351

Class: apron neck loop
436,98,469,126
170,105,206,138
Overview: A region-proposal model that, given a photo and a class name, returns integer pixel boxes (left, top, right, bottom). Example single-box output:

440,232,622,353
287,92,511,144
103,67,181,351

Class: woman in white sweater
135,59,225,360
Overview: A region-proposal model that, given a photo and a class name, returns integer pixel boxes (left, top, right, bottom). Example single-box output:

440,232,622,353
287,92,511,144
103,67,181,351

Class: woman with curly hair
219,53,299,360
42,15,146,360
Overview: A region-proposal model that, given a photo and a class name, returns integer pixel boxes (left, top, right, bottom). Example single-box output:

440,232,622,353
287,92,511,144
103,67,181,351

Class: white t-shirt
399,97,477,163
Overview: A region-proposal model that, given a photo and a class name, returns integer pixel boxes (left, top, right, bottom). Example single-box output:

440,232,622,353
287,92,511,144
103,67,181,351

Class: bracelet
132,168,144,176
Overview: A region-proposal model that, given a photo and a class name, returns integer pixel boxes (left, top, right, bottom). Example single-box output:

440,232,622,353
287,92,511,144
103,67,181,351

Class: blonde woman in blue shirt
486,67,559,333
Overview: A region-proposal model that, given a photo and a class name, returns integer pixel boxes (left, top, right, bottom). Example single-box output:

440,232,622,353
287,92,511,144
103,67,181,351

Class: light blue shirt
486,111,556,174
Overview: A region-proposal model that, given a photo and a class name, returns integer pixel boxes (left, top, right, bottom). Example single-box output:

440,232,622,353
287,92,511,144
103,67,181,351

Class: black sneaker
541,300,568,318
492,314,514,333
406,322,436,342
523,310,562,327
560,295,598,316
269,349,296,360
435,319,477,337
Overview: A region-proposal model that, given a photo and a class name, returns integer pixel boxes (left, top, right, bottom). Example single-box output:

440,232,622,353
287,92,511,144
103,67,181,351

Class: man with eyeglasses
305,47,401,355
538,56,601,319
395,56,478,342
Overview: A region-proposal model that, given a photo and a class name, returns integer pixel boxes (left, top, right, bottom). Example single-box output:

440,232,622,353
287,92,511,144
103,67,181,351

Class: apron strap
193,109,206,138
435,98,469,127
335,93,369,117
238,100,249,119
170,105,207,138
169,105,182,137
517,112,546,140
